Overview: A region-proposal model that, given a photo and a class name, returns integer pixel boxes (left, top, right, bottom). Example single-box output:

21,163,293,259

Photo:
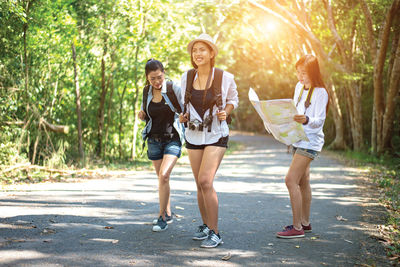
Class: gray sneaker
152,212,174,225
200,230,222,248
152,216,168,232
192,224,209,240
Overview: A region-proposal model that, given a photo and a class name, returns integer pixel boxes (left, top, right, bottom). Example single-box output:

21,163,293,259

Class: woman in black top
139,59,184,232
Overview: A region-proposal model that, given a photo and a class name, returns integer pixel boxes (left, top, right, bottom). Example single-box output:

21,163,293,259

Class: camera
188,116,213,132
188,119,203,131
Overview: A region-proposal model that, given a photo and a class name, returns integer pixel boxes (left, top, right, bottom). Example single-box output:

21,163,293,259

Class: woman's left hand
294,114,307,124
217,109,227,121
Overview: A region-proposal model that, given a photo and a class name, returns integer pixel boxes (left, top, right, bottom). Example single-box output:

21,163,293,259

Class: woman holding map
276,54,329,239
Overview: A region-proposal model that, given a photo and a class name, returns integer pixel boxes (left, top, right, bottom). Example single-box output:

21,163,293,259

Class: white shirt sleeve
307,88,328,128
225,73,239,109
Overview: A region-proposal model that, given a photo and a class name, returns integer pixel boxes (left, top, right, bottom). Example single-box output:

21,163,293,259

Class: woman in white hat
179,33,239,248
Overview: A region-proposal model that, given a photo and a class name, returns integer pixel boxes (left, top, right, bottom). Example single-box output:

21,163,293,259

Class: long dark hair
296,54,329,111
145,59,164,86
190,41,215,69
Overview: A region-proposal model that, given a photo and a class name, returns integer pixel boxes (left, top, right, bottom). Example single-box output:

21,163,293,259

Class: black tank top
148,98,178,137
190,88,214,119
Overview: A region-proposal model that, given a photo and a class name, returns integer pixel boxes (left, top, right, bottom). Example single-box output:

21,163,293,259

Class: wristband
302,116,309,125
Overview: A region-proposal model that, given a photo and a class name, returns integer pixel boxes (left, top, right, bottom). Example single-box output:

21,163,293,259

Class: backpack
183,68,231,131
142,81,182,124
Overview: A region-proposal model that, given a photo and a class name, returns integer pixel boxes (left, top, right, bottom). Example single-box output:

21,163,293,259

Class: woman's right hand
138,110,146,121
179,113,189,123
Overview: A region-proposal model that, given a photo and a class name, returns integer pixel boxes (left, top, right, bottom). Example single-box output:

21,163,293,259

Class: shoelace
208,231,220,243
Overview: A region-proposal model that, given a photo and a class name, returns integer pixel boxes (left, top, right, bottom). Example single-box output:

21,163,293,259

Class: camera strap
296,85,314,114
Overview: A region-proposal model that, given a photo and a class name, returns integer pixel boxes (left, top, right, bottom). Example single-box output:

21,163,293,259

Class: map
248,88,309,146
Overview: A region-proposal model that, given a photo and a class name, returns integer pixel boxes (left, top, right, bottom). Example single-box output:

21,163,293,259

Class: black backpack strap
142,85,150,123
183,69,196,127
213,68,224,109
166,81,182,114
211,68,232,124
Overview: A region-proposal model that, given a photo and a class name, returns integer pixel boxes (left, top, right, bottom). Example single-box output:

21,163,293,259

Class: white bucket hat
187,33,218,57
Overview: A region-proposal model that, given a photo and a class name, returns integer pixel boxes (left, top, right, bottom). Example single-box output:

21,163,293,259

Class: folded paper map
248,88,309,146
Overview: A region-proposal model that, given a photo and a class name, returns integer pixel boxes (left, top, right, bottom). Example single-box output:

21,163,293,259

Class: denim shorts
291,146,319,160
185,136,229,150
147,137,182,160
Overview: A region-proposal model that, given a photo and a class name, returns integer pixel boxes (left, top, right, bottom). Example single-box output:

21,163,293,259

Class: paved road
1,133,372,266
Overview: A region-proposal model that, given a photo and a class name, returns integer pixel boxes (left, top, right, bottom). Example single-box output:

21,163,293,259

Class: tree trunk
72,42,85,165
324,0,363,150
373,0,400,153
326,81,346,150
371,105,377,154
118,82,128,159
104,76,115,159
96,32,108,157
131,106,140,160
382,36,400,149
131,1,147,160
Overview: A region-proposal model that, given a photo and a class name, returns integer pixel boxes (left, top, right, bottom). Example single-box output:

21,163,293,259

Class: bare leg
187,149,207,224
285,154,312,230
299,164,311,226
157,154,178,219
196,146,226,233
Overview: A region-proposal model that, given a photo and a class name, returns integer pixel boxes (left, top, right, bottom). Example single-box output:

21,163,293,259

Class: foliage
339,149,400,259
0,0,399,170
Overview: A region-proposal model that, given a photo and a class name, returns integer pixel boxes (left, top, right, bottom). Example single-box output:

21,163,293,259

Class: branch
323,0,350,69
359,0,377,62
248,0,349,73
40,118,69,134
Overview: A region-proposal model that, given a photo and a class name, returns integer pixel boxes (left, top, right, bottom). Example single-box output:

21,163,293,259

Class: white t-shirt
180,68,239,145
293,82,328,152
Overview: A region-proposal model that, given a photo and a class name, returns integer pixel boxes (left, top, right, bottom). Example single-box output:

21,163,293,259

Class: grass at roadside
332,150,400,261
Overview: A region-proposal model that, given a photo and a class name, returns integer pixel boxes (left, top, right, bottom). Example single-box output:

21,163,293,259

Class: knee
285,175,298,190
159,172,170,184
299,178,310,188
198,175,213,191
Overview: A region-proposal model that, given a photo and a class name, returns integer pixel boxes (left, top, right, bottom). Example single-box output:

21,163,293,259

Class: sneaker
302,223,312,233
152,216,168,232
276,225,305,239
192,224,210,240
284,223,312,233
152,212,174,225
165,212,174,224
200,230,223,248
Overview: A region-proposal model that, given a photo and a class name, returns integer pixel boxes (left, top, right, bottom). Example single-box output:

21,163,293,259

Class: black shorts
185,136,229,150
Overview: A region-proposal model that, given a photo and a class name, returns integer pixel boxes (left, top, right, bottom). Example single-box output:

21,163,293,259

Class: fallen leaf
9,239,26,243
335,215,348,221
295,245,300,248
104,226,114,229
42,228,56,234
175,214,184,218
221,253,231,261
311,237,318,240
